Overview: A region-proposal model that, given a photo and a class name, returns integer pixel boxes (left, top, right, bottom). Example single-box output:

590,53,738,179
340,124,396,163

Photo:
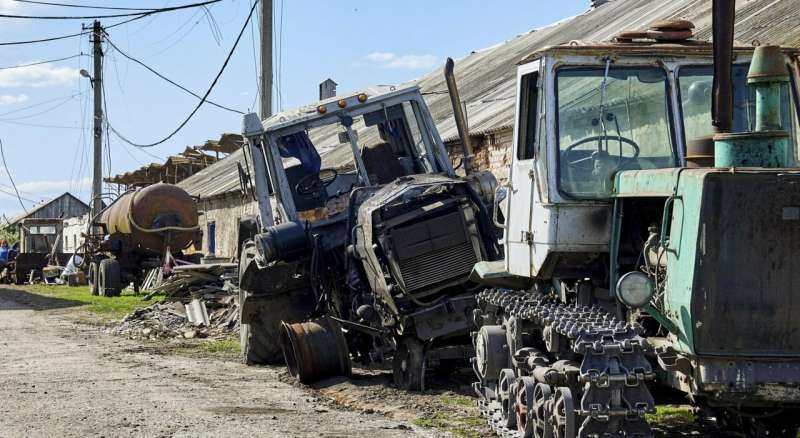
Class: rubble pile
112,263,240,340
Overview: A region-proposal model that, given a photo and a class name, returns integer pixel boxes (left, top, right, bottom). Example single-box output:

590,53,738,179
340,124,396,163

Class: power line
0,138,29,213
0,92,84,117
0,54,86,70
108,0,260,148
0,93,83,121
100,79,162,162
12,0,156,11
104,35,243,114
0,0,221,20
0,13,147,46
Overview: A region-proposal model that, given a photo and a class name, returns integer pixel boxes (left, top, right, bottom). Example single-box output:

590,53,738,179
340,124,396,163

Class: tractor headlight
616,272,654,309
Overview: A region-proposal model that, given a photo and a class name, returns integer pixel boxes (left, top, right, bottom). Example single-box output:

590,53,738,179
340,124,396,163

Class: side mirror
492,185,508,228
616,271,655,309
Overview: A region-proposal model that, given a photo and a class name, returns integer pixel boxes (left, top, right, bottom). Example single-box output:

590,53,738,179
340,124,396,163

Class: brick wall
445,126,514,182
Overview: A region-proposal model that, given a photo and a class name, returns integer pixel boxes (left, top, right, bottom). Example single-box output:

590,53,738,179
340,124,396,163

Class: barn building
8,192,90,253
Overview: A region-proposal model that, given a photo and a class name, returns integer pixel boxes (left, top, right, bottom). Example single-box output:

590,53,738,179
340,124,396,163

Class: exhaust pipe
711,0,735,134
444,58,474,175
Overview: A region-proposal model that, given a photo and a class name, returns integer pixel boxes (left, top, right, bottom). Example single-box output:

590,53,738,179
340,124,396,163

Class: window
28,225,56,235
678,64,800,159
556,66,675,199
517,72,539,160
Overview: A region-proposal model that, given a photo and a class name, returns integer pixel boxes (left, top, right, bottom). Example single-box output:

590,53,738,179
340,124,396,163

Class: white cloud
0,63,79,88
0,94,28,105
0,0,19,13
17,177,90,196
362,52,439,70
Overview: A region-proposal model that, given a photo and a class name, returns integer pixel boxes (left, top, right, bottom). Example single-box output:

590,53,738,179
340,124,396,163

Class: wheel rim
515,377,536,437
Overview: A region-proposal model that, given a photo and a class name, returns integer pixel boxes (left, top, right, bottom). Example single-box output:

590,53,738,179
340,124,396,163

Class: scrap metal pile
112,263,240,340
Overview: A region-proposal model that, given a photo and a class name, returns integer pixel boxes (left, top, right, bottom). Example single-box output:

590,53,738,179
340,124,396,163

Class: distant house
8,193,90,253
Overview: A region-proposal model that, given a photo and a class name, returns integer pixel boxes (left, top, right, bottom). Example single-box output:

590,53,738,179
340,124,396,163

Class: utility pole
260,0,272,120
91,20,104,215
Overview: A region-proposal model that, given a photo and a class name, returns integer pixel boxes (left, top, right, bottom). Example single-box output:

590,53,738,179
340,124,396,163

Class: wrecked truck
237,85,500,390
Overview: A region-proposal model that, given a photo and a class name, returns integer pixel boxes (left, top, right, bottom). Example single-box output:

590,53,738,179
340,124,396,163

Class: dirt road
0,288,433,438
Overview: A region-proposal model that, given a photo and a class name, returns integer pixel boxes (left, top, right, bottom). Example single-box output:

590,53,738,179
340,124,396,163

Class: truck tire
88,262,99,296
238,241,315,365
99,259,122,297
393,337,426,391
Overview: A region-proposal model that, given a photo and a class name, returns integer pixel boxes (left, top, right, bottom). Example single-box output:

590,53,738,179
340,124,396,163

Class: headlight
616,271,655,309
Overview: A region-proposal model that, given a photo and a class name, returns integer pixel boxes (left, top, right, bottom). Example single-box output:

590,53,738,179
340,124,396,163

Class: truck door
505,64,540,277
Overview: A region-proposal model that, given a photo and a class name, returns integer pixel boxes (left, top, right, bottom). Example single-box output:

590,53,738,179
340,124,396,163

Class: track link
475,288,656,438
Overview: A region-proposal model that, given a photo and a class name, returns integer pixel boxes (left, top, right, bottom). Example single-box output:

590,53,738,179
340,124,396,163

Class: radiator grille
397,241,478,292
389,210,479,293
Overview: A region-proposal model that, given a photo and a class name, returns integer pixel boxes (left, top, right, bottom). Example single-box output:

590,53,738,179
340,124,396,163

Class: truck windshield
678,64,800,160
556,66,676,199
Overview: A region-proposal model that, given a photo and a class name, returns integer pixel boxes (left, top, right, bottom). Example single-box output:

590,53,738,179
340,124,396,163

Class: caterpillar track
472,288,657,438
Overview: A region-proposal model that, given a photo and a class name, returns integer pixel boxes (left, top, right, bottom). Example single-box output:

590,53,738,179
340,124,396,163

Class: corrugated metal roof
179,0,800,199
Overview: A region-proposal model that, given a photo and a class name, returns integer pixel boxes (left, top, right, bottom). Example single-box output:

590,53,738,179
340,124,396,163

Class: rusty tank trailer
86,183,200,296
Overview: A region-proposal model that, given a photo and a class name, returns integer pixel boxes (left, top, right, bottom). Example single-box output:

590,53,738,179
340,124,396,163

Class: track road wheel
498,368,518,429
532,383,554,438
393,337,426,391
88,262,99,296
515,376,536,437
550,387,576,438
98,259,121,297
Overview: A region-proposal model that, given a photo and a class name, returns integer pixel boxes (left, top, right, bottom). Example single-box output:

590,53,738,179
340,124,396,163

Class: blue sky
0,0,588,218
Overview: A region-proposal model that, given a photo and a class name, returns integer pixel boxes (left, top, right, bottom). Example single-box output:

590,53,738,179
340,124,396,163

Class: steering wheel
295,168,339,195
564,135,640,166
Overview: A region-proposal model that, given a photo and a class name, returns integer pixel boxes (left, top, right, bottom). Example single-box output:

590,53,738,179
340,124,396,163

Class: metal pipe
444,58,474,174
711,0,735,133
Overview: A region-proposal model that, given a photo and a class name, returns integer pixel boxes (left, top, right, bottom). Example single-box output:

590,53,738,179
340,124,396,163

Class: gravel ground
0,287,436,438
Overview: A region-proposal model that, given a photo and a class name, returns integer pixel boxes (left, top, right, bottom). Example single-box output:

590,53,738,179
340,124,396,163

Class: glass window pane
556,67,675,199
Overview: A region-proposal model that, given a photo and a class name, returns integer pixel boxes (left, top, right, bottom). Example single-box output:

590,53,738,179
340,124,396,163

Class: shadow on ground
311,367,476,398
0,287,84,311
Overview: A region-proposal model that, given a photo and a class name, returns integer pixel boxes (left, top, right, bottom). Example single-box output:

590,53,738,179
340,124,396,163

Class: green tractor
469,6,800,438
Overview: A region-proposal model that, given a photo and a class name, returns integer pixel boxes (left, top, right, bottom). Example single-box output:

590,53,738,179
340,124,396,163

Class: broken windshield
556,66,676,199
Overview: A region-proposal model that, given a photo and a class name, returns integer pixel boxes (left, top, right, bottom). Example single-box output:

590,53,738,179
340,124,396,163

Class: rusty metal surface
97,183,198,254
280,317,351,384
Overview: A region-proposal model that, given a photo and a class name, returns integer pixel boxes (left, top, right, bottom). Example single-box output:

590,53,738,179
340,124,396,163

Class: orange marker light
357,93,368,103
338,99,348,108
317,105,327,114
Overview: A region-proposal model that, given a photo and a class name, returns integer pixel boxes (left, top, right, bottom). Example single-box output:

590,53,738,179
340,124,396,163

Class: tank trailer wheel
393,337,426,392
531,383,554,438
550,387,576,438
98,259,121,297
88,262,99,296
514,376,537,437
498,368,518,429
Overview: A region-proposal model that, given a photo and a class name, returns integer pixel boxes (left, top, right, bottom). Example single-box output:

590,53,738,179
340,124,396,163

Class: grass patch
413,412,483,438
11,284,160,319
440,394,477,408
201,338,240,354
647,405,694,427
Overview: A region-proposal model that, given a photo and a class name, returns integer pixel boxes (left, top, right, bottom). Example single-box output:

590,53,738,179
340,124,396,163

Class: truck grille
389,210,479,293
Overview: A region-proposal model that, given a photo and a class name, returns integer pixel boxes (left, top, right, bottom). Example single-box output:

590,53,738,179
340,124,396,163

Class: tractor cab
251,86,454,231
499,38,800,279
